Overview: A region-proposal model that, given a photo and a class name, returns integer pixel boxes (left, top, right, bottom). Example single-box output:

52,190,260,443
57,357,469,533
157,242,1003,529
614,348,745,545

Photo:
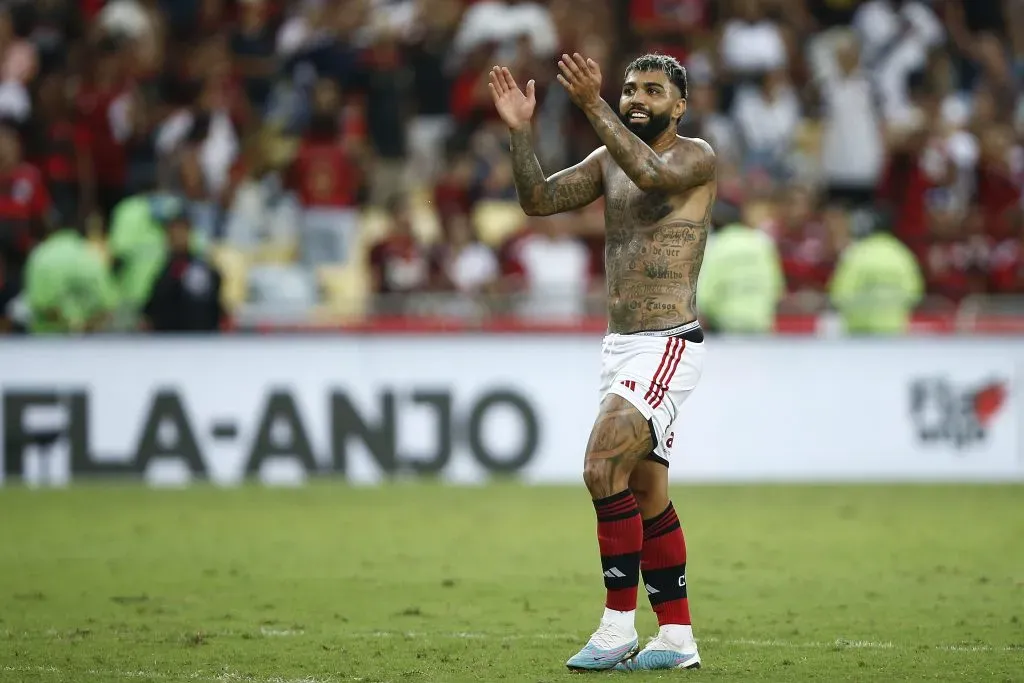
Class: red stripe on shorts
651,340,685,410
644,338,678,404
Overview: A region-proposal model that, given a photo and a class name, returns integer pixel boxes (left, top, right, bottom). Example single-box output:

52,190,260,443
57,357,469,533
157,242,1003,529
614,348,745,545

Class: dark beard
619,109,674,143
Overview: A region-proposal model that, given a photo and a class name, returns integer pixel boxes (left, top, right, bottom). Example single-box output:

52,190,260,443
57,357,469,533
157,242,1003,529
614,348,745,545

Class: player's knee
582,458,624,498
582,458,605,492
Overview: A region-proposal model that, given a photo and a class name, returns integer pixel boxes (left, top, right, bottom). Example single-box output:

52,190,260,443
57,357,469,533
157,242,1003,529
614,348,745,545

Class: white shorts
599,321,707,466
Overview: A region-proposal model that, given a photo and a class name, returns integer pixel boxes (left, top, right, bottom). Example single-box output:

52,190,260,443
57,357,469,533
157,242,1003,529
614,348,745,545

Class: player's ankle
659,624,695,647
601,607,637,632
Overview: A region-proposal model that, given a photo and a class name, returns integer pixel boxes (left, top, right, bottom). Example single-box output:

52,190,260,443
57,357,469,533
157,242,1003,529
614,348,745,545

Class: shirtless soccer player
488,53,715,671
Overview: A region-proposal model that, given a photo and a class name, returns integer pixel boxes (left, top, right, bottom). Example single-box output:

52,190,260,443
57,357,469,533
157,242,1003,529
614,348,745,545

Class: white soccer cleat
614,630,701,671
565,618,639,671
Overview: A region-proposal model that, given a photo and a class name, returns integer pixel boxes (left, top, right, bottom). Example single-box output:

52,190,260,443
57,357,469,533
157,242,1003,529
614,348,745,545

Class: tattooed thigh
582,394,654,498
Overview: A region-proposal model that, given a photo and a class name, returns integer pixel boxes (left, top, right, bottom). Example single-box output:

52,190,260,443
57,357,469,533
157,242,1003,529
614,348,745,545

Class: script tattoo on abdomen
604,199,712,333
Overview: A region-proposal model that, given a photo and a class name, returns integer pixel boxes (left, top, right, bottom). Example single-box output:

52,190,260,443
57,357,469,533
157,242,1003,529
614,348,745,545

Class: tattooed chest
604,182,672,230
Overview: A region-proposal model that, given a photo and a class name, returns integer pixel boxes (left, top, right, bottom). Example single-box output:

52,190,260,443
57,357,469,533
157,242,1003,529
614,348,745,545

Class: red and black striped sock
594,490,643,612
641,502,691,626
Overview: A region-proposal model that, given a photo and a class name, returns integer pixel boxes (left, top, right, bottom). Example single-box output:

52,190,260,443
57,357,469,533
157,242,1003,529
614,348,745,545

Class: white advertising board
0,336,1020,486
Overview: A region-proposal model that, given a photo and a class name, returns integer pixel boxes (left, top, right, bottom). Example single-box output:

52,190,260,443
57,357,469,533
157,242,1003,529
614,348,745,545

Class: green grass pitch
1,482,1022,682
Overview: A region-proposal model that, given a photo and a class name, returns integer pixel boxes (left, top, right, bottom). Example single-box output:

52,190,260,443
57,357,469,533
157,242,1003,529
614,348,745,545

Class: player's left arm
556,53,716,193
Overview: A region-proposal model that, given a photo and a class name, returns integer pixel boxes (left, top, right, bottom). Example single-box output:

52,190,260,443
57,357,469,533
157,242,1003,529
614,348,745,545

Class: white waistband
614,320,701,338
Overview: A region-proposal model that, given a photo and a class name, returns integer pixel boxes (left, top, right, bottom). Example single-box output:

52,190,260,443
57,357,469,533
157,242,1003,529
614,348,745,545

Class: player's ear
674,98,686,122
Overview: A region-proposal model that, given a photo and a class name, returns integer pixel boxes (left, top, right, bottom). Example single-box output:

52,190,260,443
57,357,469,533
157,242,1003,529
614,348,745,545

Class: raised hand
488,66,536,131
556,53,603,110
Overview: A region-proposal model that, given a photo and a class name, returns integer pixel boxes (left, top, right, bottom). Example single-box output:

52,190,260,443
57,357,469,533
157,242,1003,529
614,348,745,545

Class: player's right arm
490,66,604,216
509,134,603,216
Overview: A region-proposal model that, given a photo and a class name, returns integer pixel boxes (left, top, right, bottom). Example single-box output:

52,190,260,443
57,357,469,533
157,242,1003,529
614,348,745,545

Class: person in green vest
828,209,924,334
107,192,207,327
696,220,785,334
107,192,172,314
23,223,117,334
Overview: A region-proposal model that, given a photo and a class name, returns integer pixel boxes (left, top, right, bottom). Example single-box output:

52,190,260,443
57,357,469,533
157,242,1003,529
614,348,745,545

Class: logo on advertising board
909,378,1010,451
1,386,540,486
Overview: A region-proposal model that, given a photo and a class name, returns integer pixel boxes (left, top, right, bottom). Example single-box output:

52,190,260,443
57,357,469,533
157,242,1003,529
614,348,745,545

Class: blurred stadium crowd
0,0,1022,334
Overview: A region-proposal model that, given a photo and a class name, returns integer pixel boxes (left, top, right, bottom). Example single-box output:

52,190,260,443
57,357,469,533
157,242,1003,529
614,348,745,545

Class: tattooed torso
601,138,716,334
508,128,715,333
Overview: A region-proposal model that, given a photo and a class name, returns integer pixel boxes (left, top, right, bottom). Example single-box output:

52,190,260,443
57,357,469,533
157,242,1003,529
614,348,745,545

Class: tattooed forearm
582,100,716,192
583,100,664,188
509,128,602,215
509,128,549,213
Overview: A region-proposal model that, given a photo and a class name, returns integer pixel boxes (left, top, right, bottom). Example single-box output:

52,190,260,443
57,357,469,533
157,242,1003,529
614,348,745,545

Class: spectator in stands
368,195,431,314
974,123,1022,243
22,219,116,335
287,76,363,267
290,0,372,92
231,0,278,113
469,125,518,201
0,123,52,281
25,0,84,76
451,0,558,66
719,0,788,109
97,0,161,44
158,36,244,202
31,70,94,228
924,202,992,304
433,147,476,232
801,0,860,31
770,184,837,300
222,134,300,254
941,0,1015,99
0,8,34,127
991,220,1024,295
731,67,801,181
364,25,414,208
0,5,38,85
876,79,948,259
821,201,852,261
431,213,499,298
630,0,708,62
816,31,884,208
141,202,225,332
177,143,222,242
122,87,162,200
77,37,133,229
852,0,945,122
504,215,591,322
276,0,329,60
403,0,461,186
